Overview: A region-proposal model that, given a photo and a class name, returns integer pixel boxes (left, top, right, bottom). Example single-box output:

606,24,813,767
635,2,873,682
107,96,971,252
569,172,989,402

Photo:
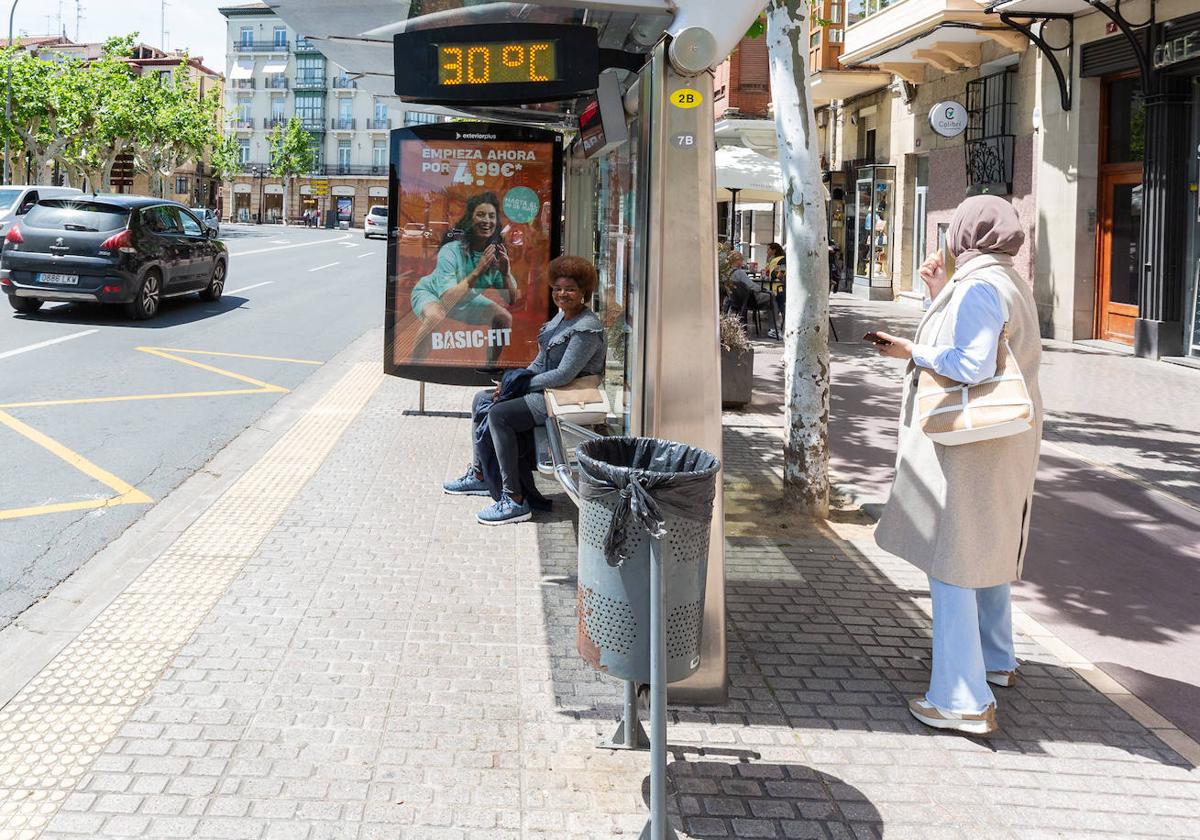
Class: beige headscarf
948,195,1024,268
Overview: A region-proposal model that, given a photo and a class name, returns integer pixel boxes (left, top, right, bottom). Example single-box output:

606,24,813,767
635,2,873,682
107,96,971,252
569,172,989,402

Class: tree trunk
766,1,831,517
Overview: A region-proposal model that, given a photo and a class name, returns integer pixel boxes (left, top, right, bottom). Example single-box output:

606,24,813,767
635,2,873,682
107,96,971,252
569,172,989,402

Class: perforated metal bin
574,437,720,684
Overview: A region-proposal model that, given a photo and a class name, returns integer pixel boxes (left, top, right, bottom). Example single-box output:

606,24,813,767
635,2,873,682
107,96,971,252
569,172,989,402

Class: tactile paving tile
0,362,383,837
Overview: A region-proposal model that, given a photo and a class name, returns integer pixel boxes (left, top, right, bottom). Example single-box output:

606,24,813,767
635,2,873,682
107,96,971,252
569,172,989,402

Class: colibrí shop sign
929,101,968,138
1154,29,1200,69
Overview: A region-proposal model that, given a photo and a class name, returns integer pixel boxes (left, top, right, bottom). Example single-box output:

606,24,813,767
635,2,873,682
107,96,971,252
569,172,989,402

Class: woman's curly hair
546,255,598,299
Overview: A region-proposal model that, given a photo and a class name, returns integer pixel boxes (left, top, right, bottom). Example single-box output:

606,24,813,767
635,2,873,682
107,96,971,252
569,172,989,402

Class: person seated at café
442,255,606,526
724,251,780,337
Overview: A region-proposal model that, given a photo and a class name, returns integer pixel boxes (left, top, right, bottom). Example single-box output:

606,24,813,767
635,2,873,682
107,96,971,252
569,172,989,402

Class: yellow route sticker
670,88,703,109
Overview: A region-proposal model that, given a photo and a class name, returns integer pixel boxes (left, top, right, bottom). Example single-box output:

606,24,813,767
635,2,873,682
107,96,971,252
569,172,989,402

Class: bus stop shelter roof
264,0,764,118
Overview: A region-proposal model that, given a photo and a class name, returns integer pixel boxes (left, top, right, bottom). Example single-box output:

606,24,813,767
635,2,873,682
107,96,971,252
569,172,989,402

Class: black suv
1,195,228,320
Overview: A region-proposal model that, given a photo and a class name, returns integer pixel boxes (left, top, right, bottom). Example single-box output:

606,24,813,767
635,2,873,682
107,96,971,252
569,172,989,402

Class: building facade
217,1,449,226
805,0,1200,362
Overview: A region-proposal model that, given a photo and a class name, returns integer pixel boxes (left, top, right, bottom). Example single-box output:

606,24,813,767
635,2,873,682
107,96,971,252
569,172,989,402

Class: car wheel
9,297,44,314
126,270,162,320
199,261,226,302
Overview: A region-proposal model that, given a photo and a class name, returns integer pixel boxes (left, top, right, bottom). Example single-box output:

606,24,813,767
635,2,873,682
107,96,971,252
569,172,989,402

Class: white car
364,204,388,239
0,185,82,237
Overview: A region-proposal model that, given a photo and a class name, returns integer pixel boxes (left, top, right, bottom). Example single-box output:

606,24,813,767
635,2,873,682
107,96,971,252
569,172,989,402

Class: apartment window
237,96,252,123
309,142,323,169
295,55,325,86
846,0,865,24
965,68,1016,194
238,138,251,164
273,26,287,47
374,99,388,125
295,92,324,126
337,139,351,169
175,176,190,195
810,30,821,48
829,4,842,23
338,97,353,121
404,111,445,126
828,28,844,43
239,27,253,46
270,98,285,123
372,139,386,169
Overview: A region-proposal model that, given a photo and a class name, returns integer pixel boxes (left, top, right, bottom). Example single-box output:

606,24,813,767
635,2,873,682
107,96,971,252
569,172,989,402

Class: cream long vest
874,253,1044,589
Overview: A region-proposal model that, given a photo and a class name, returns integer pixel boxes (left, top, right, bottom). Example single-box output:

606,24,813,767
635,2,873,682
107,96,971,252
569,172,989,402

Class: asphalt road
0,223,387,629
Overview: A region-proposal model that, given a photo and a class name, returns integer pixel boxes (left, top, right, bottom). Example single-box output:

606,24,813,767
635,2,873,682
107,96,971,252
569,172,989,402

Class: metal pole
623,680,639,748
639,534,676,840
5,0,20,187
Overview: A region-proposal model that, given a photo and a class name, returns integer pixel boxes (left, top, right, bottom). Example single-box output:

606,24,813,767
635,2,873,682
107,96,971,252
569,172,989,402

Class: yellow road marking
0,345,324,520
0,410,153,520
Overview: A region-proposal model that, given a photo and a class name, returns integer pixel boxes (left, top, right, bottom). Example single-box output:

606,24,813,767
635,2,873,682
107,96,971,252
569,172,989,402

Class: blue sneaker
476,494,531,526
443,466,489,496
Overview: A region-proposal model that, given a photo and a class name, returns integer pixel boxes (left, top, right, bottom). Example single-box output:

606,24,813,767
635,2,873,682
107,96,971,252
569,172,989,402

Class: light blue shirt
911,281,1006,385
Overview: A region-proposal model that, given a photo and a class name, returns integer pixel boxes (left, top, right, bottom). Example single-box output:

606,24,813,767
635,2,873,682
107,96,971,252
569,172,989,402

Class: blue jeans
927,576,1017,715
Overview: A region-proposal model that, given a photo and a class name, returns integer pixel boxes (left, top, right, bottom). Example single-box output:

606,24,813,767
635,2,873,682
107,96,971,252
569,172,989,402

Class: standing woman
869,195,1043,735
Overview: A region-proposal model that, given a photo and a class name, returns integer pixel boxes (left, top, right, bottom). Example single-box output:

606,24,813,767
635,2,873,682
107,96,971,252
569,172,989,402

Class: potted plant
720,313,753,408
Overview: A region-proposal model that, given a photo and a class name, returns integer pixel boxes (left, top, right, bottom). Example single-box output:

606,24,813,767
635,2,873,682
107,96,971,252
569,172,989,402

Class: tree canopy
0,34,222,193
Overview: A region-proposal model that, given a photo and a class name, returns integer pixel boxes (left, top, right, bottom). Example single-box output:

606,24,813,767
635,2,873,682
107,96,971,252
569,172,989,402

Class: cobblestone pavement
1,338,1198,839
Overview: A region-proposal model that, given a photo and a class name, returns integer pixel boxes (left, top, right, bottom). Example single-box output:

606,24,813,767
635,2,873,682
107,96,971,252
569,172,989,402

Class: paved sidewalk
0,326,1198,839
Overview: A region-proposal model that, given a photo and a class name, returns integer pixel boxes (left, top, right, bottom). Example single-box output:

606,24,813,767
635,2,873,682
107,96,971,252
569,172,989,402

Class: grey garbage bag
576,437,721,566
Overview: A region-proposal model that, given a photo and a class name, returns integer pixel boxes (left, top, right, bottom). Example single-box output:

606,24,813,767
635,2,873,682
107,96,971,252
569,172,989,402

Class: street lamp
4,0,21,186
251,164,266,224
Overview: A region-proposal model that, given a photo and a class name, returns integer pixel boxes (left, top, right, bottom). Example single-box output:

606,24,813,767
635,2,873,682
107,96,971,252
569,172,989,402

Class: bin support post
640,534,677,840
418,381,426,414
597,680,648,751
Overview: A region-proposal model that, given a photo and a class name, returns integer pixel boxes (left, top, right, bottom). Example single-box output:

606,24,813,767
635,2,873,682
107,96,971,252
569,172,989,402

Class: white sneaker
908,697,997,735
986,670,1017,688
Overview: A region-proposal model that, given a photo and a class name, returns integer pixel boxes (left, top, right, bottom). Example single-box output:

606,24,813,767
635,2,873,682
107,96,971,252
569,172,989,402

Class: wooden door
1095,169,1142,344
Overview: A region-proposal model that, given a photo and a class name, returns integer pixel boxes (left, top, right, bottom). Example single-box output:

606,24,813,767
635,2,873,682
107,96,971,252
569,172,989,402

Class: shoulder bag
916,326,1034,447
546,375,611,426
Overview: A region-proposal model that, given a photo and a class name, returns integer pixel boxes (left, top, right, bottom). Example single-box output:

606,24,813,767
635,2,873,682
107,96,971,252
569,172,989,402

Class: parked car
0,185,82,237
191,207,220,237
1,195,228,320
364,204,388,239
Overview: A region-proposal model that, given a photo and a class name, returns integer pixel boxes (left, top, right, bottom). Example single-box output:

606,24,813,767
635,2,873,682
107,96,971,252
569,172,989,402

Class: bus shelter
266,0,766,705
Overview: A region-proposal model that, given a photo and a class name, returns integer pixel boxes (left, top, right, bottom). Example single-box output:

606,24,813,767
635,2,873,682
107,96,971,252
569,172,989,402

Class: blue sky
11,0,231,72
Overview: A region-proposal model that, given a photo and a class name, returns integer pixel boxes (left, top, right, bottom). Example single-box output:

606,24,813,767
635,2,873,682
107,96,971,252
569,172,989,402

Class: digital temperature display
394,23,597,106
437,41,558,87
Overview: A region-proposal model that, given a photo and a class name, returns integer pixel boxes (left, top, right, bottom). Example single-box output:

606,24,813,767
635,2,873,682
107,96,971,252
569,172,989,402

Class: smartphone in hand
863,331,892,346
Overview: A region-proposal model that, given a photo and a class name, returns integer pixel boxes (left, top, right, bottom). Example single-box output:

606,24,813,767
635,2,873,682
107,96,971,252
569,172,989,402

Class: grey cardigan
524,308,606,422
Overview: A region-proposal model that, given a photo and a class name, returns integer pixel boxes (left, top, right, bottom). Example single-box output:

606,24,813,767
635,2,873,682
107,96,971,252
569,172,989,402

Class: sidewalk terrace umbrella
716,145,785,248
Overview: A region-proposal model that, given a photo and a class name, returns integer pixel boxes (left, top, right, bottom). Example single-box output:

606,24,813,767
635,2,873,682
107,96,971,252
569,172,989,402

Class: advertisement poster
385,122,563,384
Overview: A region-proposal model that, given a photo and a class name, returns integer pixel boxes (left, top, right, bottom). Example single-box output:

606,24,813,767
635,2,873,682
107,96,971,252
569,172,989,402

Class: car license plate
38,272,79,285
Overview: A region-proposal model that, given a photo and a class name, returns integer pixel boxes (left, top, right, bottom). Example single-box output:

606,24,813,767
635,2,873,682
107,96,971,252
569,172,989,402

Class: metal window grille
964,68,1015,195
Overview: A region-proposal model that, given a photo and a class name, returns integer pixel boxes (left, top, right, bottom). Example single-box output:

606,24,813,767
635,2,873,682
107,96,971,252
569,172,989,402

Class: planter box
721,347,754,408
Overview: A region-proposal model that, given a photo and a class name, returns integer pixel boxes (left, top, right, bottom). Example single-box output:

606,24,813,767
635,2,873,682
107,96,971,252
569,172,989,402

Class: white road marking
224,281,274,295
228,233,351,257
340,242,360,248
308,262,340,272
0,329,98,361
357,252,373,259
269,239,289,244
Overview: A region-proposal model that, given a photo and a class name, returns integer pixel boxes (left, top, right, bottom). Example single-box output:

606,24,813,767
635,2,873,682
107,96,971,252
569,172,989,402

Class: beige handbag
546,375,610,426
917,326,1033,446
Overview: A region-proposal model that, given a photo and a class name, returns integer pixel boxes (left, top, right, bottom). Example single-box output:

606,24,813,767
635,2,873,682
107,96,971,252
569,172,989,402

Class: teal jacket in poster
410,241,510,324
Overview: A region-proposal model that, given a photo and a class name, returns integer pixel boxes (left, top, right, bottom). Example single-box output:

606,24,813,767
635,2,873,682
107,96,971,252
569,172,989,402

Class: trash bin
575,437,720,684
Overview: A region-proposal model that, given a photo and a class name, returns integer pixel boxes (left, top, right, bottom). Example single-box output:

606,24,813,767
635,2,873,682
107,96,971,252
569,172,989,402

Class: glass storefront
592,119,641,433
852,164,896,296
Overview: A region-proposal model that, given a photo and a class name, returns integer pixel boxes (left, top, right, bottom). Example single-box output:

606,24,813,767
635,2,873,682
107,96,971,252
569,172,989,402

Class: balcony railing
232,78,255,90
295,38,320,52
330,117,356,130
293,75,326,90
332,76,357,89
239,162,271,174
263,75,289,90
298,117,326,132
309,164,387,177
234,40,289,53
264,117,288,129
231,118,254,129
367,118,391,130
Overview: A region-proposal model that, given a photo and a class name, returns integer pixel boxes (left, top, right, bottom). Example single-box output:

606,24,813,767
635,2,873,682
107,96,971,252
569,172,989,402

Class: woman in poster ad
409,192,522,361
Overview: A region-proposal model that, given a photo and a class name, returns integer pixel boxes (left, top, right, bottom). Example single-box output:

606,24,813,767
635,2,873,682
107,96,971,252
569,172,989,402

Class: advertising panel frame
384,120,564,386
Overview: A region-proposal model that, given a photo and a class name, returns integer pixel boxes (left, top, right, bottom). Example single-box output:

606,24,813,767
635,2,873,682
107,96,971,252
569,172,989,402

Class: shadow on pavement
9,294,253,329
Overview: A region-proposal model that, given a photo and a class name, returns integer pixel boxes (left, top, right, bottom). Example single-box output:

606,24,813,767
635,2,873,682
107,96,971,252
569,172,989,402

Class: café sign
1154,29,1200,69
929,100,968,138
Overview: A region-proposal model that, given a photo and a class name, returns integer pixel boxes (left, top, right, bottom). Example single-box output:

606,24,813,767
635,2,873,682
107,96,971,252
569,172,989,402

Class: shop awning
230,58,255,80
262,57,289,74
715,145,784,204
809,69,893,105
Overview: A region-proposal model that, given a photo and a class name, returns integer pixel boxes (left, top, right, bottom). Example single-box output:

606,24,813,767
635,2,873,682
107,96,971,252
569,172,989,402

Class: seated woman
409,191,522,362
443,256,605,526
